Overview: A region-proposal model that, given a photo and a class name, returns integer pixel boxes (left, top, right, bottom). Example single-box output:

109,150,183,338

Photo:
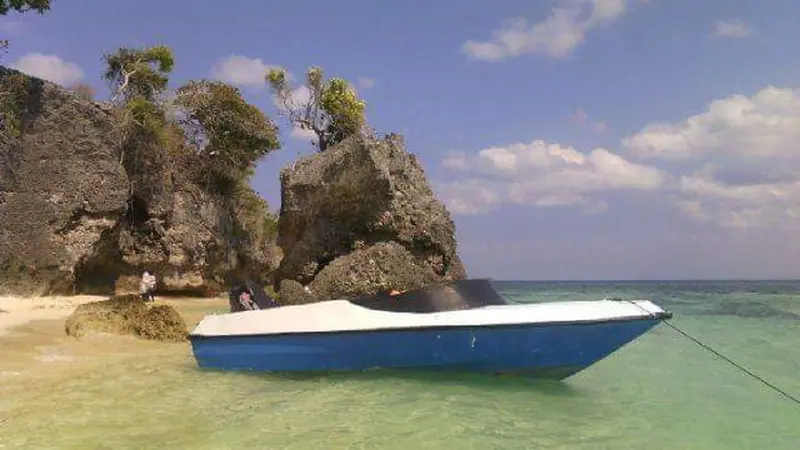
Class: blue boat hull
189,317,663,380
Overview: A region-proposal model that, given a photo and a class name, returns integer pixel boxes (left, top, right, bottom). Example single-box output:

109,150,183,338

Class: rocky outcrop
0,66,280,295
64,294,187,342
274,134,466,303
1,67,129,294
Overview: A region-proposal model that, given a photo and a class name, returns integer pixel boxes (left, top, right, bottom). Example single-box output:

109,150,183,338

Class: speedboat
188,279,672,379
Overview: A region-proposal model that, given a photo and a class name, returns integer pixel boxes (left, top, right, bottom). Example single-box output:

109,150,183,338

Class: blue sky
3,0,800,280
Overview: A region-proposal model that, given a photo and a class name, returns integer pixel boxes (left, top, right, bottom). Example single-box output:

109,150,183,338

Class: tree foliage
0,0,50,15
267,66,366,151
103,45,174,103
174,80,281,183
101,45,175,192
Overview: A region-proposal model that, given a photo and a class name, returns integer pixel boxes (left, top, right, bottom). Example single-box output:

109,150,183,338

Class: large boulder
274,134,466,302
0,66,128,294
64,294,187,342
0,66,281,296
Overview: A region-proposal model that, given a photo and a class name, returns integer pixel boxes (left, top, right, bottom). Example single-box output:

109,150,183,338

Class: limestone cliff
274,133,466,303
0,66,280,295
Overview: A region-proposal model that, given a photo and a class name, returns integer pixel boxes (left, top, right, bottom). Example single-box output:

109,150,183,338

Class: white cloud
712,19,752,39
622,86,800,162
10,53,84,85
441,86,800,228
434,180,503,215
357,77,376,89
210,55,277,88
461,0,632,61
676,174,800,229
623,85,800,229
438,139,664,214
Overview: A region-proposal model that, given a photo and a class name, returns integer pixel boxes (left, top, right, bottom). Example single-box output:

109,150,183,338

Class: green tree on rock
174,80,281,186
103,45,175,104
102,45,175,140
0,0,49,15
266,66,367,152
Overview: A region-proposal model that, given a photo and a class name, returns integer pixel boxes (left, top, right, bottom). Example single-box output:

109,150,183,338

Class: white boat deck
190,299,667,338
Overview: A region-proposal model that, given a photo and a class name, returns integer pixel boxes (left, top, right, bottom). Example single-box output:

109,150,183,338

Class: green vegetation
0,70,31,138
101,44,283,243
103,45,174,104
267,66,367,151
174,80,280,191
0,0,50,15
6,39,369,264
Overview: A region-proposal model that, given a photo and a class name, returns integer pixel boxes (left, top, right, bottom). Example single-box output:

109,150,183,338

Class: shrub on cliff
173,80,281,193
267,66,368,151
99,45,282,284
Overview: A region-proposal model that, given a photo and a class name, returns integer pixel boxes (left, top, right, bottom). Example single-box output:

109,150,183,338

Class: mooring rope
626,300,800,408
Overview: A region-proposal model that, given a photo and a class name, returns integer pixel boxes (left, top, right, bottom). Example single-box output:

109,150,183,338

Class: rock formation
0,66,280,296
274,133,466,303
64,294,187,342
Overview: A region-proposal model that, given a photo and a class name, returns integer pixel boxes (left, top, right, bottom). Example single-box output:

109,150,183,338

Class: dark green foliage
103,45,174,103
0,70,31,138
100,45,280,273
0,0,50,15
174,80,280,189
267,66,367,152
231,185,279,243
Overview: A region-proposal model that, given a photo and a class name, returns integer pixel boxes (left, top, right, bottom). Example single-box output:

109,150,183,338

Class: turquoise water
2,281,800,449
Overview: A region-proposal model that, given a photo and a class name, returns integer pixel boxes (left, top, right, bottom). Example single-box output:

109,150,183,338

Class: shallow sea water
1,281,799,449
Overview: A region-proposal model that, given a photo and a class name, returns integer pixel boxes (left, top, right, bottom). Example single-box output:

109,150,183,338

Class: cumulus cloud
623,85,800,229
10,53,84,85
461,0,632,61
711,19,752,39
210,55,277,88
439,85,800,229
437,140,664,214
622,86,800,162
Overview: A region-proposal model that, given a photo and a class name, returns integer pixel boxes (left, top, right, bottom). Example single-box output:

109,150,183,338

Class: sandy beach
0,294,107,337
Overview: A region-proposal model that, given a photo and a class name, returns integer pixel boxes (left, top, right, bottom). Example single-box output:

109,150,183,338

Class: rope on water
627,301,800,408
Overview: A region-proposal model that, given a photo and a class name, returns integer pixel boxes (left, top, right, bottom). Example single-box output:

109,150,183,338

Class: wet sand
0,295,228,379
0,295,106,337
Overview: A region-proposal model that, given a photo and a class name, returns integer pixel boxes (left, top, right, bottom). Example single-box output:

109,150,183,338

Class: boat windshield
348,278,509,313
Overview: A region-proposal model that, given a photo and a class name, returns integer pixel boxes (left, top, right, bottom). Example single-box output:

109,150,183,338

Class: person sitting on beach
139,271,157,302
238,290,258,311
228,279,279,313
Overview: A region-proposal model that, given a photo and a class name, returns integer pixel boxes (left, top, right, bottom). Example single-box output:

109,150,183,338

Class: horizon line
485,278,800,283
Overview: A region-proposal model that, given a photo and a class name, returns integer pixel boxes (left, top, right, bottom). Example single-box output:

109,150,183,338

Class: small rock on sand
64,295,188,342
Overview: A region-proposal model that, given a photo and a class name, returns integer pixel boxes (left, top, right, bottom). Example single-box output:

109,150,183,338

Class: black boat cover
348,278,509,313
228,279,279,313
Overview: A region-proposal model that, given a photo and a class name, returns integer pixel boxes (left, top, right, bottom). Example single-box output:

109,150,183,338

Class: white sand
0,295,106,337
